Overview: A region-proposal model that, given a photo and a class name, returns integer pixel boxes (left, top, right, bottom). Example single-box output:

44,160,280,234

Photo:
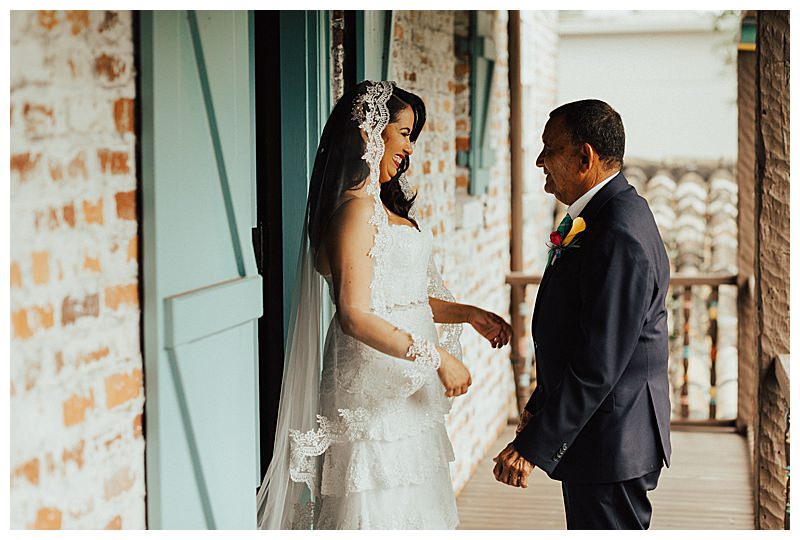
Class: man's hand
492,443,535,488
468,307,512,349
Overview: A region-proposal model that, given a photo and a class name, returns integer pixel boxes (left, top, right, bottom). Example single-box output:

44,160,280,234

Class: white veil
255,81,462,529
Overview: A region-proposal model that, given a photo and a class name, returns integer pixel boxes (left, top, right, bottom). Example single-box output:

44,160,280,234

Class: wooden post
736,11,758,440
754,10,790,530
508,10,527,414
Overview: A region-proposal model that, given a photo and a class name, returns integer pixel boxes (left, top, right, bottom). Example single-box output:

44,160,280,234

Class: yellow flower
562,217,586,247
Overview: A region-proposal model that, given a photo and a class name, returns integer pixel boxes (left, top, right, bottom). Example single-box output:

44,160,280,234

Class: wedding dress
256,81,462,530
307,223,459,529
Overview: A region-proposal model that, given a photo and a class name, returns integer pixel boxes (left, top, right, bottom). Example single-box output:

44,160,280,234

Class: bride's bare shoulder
327,196,376,234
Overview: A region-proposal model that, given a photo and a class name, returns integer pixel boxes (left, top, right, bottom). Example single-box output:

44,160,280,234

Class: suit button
561,443,568,451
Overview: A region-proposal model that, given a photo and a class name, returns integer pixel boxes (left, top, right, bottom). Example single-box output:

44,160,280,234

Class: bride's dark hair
307,81,427,252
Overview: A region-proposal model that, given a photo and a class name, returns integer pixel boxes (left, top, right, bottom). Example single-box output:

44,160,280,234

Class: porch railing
506,272,739,426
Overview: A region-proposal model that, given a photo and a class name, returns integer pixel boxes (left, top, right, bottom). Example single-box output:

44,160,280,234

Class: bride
256,80,511,530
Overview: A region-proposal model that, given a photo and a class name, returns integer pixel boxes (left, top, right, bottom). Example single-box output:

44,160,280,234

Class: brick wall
10,10,144,529
390,10,517,494
520,11,560,273
517,11,560,395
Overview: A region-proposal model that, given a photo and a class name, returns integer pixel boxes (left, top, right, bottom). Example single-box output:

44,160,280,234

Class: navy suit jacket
513,172,672,484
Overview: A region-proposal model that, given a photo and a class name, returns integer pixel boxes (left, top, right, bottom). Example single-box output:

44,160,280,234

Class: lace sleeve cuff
406,334,441,370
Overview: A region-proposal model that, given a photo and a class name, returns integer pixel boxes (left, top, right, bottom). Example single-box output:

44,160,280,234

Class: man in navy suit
493,100,672,530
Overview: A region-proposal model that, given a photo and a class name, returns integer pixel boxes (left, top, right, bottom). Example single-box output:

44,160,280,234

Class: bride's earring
399,174,414,200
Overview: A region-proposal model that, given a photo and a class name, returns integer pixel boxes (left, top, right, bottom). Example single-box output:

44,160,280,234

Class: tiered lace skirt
313,302,459,529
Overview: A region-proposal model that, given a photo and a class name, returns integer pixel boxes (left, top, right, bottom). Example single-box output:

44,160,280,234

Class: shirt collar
567,171,620,220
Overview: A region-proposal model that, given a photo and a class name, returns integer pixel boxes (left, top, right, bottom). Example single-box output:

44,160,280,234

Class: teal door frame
355,10,393,81
279,10,332,337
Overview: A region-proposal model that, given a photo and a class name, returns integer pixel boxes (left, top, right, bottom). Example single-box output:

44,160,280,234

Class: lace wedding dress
297,223,460,529
256,81,462,530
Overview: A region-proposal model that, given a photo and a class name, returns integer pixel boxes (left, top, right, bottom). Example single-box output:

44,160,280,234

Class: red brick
103,467,135,500
31,305,55,330
31,251,49,284
133,413,143,438
12,309,33,339
37,11,59,31
11,152,41,181
456,136,471,152
113,98,134,134
127,236,137,262
63,389,95,426
115,191,136,220
24,360,41,391
79,347,109,365
65,10,90,35
105,369,143,409
104,433,122,449
94,54,127,82
83,255,101,272
48,159,64,181
33,507,62,529
10,262,22,288
67,152,88,180
62,439,86,468
422,161,431,174
63,203,76,227
61,293,100,326
55,352,64,373
13,458,40,486
23,103,55,136
105,515,122,529
104,283,138,310
83,198,104,224
97,149,130,175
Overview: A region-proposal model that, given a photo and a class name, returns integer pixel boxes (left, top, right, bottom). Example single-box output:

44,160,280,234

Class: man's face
536,116,583,205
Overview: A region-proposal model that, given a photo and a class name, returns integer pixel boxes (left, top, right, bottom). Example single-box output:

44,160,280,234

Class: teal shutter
468,11,496,195
140,11,261,529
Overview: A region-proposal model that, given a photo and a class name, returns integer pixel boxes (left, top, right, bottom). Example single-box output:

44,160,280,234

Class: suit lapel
531,172,631,334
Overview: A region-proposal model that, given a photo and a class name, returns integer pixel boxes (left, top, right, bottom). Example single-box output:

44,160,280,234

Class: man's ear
580,143,595,173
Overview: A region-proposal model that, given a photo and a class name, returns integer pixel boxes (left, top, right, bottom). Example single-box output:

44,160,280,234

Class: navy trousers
561,469,662,529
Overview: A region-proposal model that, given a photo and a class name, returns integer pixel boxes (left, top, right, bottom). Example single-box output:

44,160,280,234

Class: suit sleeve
512,231,654,475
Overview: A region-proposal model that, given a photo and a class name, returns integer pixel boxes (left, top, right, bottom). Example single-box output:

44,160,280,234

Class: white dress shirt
567,171,621,220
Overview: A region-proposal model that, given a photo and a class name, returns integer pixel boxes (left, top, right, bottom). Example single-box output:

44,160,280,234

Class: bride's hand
468,307,512,349
436,348,472,397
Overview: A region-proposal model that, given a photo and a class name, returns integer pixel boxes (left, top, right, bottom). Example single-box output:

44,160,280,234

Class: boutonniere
547,217,586,267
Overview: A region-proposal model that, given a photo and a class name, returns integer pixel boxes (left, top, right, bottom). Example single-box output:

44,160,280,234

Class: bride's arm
429,297,512,349
326,198,414,358
326,198,472,395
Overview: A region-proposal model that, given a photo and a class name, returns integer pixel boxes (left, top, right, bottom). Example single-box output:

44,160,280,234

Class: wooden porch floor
456,426,754,529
